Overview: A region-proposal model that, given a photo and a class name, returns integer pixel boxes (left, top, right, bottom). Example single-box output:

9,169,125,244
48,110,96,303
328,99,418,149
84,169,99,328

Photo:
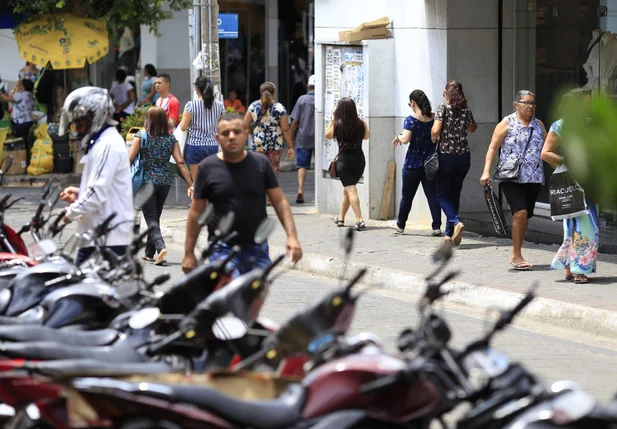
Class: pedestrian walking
542,89,599,284
391,89,443,236
290,74,316,204
327,97,370,231
129,106,194,265
480,90,547,270
432,80,477,246
154,74,180,129
0,79,34,148
182,113,302,277
57,87,133,265
137,63,159,106
244,82,295,176
110,69,136,131
178,76,225,180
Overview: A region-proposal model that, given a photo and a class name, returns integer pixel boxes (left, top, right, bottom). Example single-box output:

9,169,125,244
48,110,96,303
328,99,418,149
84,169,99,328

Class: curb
2,173,81,187
160,224,617,338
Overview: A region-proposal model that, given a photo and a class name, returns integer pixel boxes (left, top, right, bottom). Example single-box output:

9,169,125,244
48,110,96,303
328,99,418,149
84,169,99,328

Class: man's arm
267,187,302,263
64,143,119,221
168,99,180,126
290,119,299,139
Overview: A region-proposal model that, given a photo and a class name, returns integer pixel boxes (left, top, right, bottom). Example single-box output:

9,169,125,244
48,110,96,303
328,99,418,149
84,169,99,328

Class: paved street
143,247,617,402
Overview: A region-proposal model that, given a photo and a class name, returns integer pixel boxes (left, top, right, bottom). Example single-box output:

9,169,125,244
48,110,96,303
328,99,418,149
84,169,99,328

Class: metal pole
308,2,314,74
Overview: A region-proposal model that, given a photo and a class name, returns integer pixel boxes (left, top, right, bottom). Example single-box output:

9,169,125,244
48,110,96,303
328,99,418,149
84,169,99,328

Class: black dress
336,140,365,187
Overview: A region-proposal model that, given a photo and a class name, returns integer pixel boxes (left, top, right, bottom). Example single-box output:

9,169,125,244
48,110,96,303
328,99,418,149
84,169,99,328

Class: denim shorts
296,148,313,169
185,145,219,165
209,241,271,278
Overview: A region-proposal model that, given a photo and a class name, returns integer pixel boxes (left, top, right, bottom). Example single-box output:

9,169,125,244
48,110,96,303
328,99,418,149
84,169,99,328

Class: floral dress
139,130,176,186
247,101,287,152
549,119,600,275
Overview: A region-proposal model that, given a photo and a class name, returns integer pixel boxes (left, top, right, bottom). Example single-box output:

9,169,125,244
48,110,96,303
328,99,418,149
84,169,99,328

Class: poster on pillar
322,45,366,173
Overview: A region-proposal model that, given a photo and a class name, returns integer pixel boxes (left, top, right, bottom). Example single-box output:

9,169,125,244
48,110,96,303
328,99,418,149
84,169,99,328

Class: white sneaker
432,229,444,237
388,220,404,235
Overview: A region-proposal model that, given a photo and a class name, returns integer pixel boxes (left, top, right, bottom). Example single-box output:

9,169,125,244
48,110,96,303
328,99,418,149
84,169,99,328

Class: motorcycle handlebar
49,210,66,236
496,286,536,332
262,253,286,280
345,268,368,294
95,212,118,237
5,197,25,210
0,193,12,209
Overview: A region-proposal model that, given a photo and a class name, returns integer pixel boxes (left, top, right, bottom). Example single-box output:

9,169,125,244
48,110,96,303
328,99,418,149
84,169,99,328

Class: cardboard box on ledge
339,17,391,42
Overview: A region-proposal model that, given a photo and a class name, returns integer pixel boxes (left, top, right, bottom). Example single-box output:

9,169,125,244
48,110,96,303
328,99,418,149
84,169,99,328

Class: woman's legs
346,185,363,222
420,174,443,232
339,188,351,221
265,150,283,175
143,185,171,262
511,209,529,265
396,168,422,231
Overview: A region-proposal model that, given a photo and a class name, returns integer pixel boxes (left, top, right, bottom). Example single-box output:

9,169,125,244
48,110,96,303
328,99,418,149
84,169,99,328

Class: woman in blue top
391,90,443,236
129,107,193,265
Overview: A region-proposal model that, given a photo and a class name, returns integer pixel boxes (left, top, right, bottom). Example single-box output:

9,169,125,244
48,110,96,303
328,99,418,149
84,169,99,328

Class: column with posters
322,45,366,173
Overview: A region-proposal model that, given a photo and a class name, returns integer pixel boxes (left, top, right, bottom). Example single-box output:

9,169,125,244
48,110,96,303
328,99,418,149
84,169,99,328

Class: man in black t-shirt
182,112,303,275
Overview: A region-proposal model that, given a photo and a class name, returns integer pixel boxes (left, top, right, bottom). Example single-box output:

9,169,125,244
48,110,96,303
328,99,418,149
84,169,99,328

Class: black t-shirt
193,151,279,245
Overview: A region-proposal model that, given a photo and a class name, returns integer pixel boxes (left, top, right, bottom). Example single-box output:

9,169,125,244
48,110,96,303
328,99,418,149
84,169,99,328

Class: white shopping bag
170,126,187,164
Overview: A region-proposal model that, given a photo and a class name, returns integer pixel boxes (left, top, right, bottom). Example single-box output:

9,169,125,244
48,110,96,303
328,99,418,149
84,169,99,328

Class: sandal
510,259,532,271
141,255,154,262
574,274,589,284
333,217,344,227
565,275,574,282
355,221,366,231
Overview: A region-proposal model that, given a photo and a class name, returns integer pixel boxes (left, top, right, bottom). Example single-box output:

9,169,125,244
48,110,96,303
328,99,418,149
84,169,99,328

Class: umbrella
14,13,109,70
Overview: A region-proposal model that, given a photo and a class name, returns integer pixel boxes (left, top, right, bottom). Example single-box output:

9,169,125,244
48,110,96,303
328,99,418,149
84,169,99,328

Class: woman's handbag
328,149,342,179
484,184,509,236
549,164,589,221
132,131,147,194
493,127,534,181
424,144,439,181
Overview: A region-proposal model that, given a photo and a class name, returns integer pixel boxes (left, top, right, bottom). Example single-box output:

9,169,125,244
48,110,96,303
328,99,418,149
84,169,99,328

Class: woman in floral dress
244,82,295,175
541,89,599,284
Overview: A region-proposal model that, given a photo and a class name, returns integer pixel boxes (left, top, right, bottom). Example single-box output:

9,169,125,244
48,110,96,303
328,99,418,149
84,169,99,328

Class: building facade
314,0,617,227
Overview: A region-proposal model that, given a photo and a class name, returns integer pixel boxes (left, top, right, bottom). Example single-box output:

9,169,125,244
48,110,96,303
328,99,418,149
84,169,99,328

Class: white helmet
59,86,117,152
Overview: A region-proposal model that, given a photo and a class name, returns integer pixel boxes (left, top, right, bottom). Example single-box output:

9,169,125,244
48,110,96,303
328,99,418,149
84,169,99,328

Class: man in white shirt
109,69,135,131
58,87,133,265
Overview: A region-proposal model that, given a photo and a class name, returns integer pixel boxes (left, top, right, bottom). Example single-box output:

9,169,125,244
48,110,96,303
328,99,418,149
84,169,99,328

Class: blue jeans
209,242,271,278
435,152,470,237
397,168,442,231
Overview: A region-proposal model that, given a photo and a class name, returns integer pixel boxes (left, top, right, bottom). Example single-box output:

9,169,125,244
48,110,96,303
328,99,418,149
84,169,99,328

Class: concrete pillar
266,0,279,87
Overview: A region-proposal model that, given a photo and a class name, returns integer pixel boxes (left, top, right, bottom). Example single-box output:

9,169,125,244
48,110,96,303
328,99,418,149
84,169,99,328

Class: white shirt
109,81,135,114
65,127,133,247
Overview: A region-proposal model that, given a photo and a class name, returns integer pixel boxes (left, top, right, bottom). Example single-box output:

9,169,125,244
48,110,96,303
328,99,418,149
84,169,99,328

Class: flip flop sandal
510,260,532,271
333,217,344,227
574,275,589,284
141,255,154,262
565,275,574,282
355,221,366,231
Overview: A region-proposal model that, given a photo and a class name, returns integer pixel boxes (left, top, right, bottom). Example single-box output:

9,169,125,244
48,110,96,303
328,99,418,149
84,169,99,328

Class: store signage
218,13,238,39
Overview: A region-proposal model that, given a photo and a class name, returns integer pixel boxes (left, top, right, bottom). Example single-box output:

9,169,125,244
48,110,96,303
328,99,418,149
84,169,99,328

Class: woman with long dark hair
431,80,477,246
138,63,158,106
179,76,225,179
244,82,294,175
391,90,442,235
326,97,370,231
129,107,193,265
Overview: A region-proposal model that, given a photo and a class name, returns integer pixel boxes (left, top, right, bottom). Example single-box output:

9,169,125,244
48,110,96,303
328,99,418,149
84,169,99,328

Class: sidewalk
159,205,617,337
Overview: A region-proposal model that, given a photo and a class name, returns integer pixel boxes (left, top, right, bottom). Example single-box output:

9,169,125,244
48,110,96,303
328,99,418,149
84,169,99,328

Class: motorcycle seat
27,359,174,378
0,315,38,326
0,342,149,363
0,326,120,346
140,382,306,429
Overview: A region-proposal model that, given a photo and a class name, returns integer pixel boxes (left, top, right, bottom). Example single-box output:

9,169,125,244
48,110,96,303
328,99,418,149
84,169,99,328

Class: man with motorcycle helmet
58,86,133,265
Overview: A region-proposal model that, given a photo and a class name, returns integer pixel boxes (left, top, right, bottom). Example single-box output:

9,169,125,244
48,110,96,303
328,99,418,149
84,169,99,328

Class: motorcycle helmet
59,86,117,152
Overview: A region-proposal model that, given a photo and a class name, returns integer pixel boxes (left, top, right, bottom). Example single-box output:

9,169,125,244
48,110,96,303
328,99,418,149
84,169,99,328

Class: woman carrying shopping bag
541,89,599,284
480,90,547,270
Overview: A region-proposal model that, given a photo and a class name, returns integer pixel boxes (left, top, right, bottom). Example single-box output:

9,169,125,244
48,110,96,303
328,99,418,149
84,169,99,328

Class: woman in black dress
325,97,370,231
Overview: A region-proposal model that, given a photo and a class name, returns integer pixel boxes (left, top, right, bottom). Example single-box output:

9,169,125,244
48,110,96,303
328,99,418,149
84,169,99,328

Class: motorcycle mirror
133,182,155,210
0,156,13,176
40,179,53,199
47,186,62,208
216,211,235,236
198,204,215,227
128,307,161,330
254,218,277,245
342,228,355,255
28,239,58,258
115,280,141,300
212,316,248,341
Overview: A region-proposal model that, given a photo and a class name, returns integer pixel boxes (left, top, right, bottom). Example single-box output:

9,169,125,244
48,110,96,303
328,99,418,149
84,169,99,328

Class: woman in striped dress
179,76,225,179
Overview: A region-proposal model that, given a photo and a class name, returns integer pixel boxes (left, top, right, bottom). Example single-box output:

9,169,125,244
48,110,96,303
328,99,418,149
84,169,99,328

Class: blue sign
218,13,238,39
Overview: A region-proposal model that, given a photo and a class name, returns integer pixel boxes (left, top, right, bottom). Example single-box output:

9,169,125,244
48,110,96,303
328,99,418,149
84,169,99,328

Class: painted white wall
315,0,448,225
0,30,24,89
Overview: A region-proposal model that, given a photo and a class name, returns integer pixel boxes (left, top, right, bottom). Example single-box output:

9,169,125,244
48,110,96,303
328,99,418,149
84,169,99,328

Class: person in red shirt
154,73,180,129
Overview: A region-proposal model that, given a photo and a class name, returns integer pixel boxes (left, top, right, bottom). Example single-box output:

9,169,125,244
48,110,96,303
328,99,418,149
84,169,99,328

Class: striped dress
184,99,225,147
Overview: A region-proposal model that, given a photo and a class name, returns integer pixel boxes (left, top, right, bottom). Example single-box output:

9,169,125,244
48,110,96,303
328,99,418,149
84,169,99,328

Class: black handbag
493,127,534,181
424,144,439,181
484,184,509,236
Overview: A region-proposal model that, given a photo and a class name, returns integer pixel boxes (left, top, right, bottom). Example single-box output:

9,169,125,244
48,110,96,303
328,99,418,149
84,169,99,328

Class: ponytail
409,89,432,117
259,81,276,111
194,76,214,109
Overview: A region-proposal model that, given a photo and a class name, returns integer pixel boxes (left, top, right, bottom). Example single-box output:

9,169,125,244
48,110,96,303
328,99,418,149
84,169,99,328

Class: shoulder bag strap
519,127,534,161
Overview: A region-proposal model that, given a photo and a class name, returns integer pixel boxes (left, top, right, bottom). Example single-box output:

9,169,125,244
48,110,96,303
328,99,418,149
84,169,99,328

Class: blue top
498,113,545,184
402,116,435,169
139,130,176,186
549,119,563,136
